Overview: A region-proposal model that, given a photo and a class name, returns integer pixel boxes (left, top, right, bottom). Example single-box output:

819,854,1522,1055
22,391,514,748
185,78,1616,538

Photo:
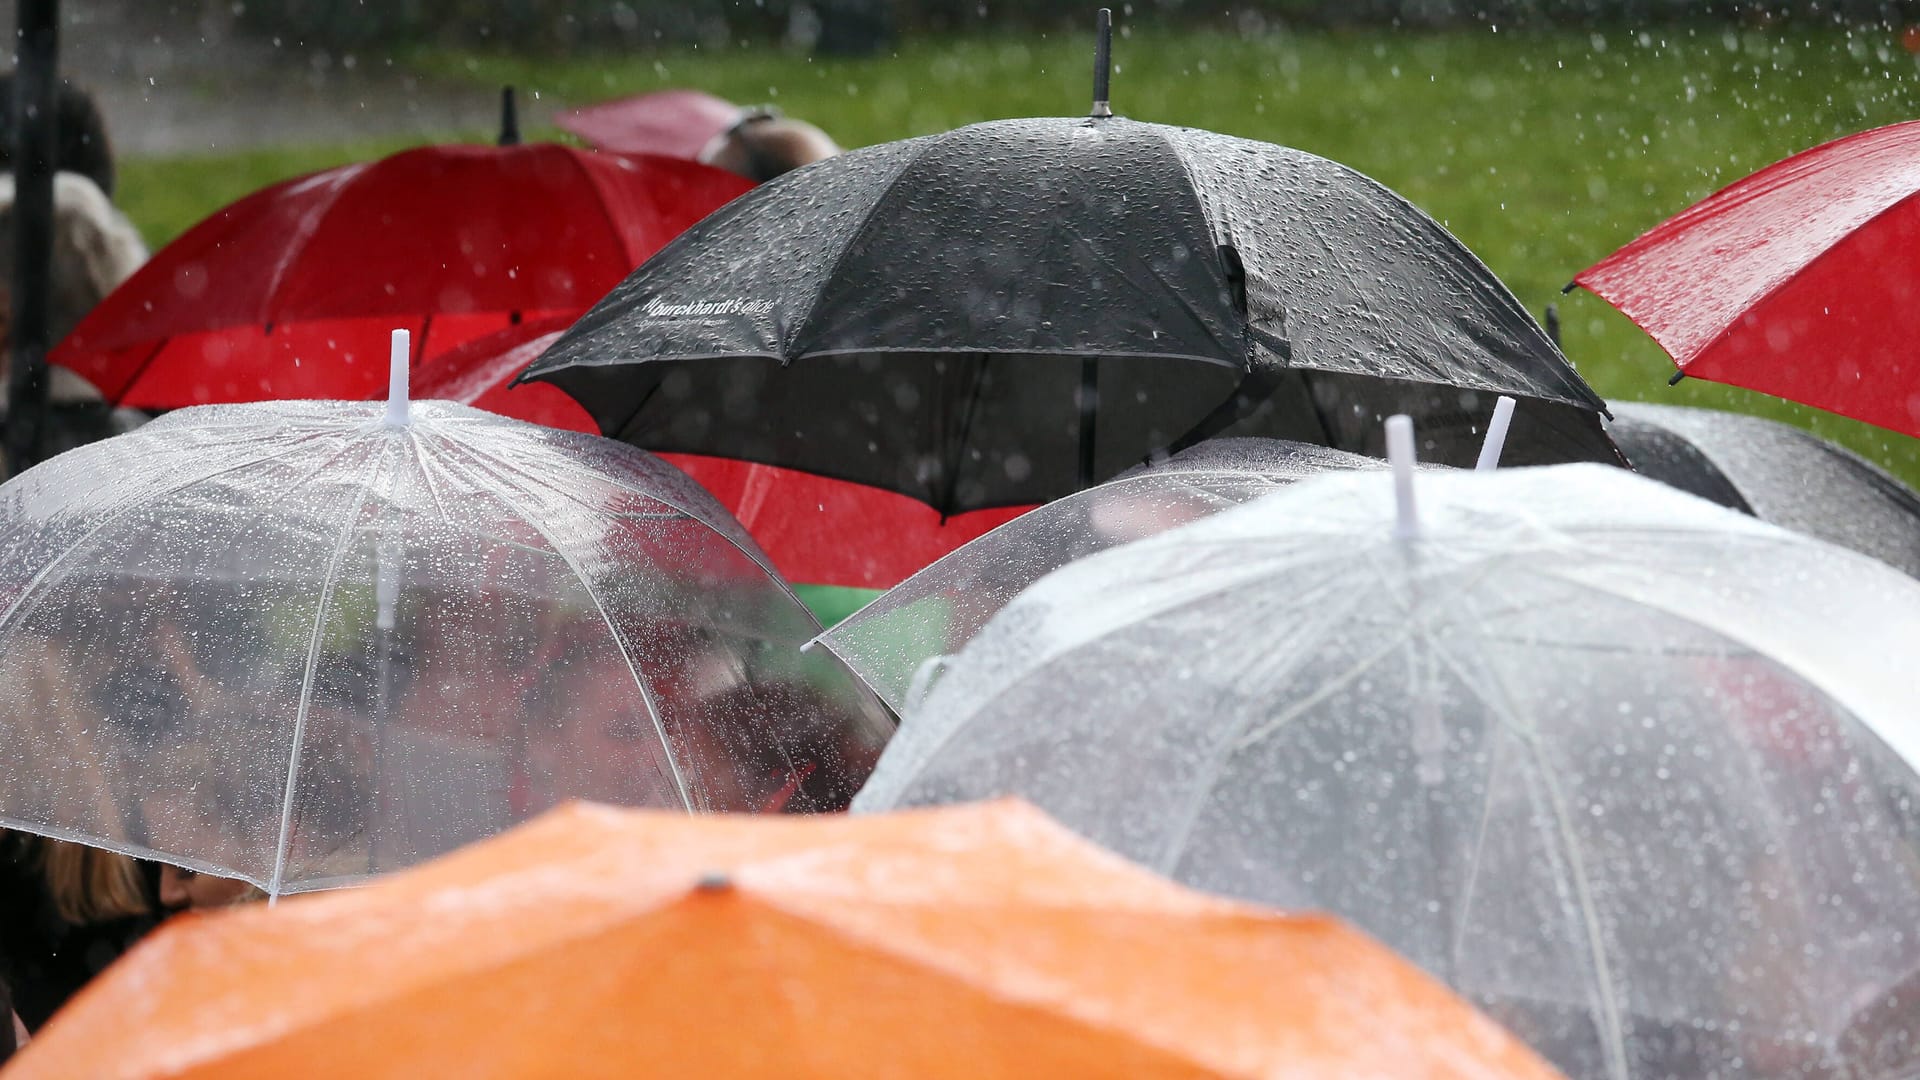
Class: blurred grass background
115,23,1920,484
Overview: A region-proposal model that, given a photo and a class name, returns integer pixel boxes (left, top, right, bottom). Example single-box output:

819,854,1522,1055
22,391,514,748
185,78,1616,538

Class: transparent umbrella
855,450,1920,1080
0,333,894,900
814,437,1385,714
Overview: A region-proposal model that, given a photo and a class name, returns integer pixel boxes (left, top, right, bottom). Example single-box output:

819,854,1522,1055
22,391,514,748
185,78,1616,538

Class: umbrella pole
6,0,59,475
1090,8,1113,118
1077,356,1098,489
498,85,520,147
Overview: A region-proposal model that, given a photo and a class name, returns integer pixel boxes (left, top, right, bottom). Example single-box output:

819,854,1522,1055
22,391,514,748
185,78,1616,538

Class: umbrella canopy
51,143,751,409
522,115,1620,516
815,438,1382,713
555,88,745,159
854,463,1920,1080
420,319,1034,595
5,799,1566,1080
0,352,893,899
1607,402,1920,579
1573,119,1920,437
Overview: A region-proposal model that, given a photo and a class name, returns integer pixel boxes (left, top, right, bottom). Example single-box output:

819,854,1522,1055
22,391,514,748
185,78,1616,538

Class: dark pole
1077,357,1098,489
1544,302,1561,349
498,85,520,146
7,0,58,475
1090,8,1112,118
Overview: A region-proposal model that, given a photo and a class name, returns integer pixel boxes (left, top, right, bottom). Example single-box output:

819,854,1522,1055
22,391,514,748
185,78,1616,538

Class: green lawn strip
791,583,884,629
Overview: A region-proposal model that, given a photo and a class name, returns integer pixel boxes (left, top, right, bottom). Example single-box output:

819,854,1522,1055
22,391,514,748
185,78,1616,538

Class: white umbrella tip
1386,414,1418,540
1474,395,1517,472
384,328,412,428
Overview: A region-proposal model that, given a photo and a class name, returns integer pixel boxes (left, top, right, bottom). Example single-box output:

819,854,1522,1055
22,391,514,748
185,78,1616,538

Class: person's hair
699,110,840,183
0,76,115,198
36,837,150,923
0,170,148,346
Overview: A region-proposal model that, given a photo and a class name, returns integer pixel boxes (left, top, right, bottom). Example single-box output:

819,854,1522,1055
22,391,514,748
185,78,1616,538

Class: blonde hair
11,832,152,924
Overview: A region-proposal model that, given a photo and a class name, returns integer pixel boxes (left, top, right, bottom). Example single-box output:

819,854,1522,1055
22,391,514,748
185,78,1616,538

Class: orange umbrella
6,801,1563,1080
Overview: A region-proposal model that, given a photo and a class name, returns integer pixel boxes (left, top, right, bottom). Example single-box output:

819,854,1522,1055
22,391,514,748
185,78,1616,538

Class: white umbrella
856,431,1920,1080
0,332,892,899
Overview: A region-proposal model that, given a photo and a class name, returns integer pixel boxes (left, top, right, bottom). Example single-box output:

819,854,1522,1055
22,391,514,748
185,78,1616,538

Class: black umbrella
523,20,1619,515
1607,401,1920,579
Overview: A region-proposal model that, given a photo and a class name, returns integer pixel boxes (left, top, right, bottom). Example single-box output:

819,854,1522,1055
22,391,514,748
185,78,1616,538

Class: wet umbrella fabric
854,463,1920,1080
815,438,1382,713
1607,402,1920,579
523,116,1620,515
6,800,1566,1080
423,320,1034,596
1574,118,1920,437
51,143,751,409
0,394,893,899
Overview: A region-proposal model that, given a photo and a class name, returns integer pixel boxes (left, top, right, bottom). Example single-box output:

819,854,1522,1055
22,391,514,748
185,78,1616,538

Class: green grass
120,24,1920,487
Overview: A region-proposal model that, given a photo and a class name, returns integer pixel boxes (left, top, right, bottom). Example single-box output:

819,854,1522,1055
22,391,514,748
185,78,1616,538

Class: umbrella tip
1473,395,1517,472
1386,414,1419,540
385,328,411,428
1090,8,1113,118
694,871,734,894
499,85,521,147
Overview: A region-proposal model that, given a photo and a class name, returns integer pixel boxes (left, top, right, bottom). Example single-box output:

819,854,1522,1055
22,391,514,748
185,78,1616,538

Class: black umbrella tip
1560,279,1579,295
499,85,521,146
1668,370,1687,386
694,871,735,894
1091,8,1113,118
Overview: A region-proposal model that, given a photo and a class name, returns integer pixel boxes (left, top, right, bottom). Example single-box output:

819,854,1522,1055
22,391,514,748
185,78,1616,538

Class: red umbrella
1573,119,1920,437
420,319,1033,590
52,143,751,409
556,89,744,159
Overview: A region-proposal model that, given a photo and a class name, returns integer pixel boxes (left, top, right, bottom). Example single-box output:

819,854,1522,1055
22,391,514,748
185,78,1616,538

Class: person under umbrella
0,331,893,904
854,420,1920,1080
521,14,1621,522
556,90,840,182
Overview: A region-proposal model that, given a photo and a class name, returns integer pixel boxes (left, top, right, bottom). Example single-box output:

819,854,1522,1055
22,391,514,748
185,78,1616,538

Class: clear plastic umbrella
813,438,1385,714
855,448,1920,1080
0,332,894,899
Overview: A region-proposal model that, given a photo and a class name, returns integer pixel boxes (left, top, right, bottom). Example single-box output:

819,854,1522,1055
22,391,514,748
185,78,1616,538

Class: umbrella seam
268,435,394,899
783,137,938,360
429,420,807,624
418,428,695,811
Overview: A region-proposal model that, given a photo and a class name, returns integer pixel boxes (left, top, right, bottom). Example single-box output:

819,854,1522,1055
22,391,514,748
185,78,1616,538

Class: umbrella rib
936,354,991,522
423,430,695,811
1149,581,1373,876
258,165,364,319
783,140,932,358
269,435,394,900
433,420,805,620
1434,631,1633,1080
